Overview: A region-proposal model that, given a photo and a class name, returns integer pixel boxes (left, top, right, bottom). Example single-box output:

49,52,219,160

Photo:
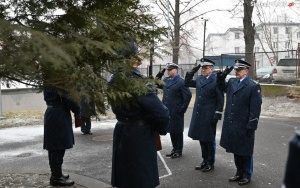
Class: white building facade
205,23,300,68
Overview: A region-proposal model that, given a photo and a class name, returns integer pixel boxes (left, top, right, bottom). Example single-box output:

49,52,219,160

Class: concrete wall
1,88,46,112
1,83,299,113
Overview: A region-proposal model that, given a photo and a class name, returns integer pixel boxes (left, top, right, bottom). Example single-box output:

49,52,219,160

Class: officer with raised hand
218,59,262,186
160,62,192,158
185,58,224,172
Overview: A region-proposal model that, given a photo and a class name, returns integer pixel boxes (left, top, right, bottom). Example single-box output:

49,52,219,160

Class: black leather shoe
62,174,69,179
229,175,243,182
238,178,251,186
195,162,206,170
50,176,74,186
82,131,92,135
171,152,182,158
166,151,174,157
202,164,214,172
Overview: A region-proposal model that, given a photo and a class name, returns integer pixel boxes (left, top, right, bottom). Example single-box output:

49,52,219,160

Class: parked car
256,66,276,83
273,59,298,83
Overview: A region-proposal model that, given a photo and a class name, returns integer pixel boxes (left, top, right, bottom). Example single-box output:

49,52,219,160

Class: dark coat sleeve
139,92,170,134
184,72,196,88
60,94,80,115
214,82,224,120
246,83,262,130
179,84,192,114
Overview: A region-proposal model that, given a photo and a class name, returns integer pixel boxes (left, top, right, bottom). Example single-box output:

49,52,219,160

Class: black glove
217,66,234,84
155,68,166,79
223,66,234,77
246,129,255,137
211,119,218,127
190,64,201,74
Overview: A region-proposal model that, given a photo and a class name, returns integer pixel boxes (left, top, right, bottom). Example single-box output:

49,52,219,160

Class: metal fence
139,49,300,82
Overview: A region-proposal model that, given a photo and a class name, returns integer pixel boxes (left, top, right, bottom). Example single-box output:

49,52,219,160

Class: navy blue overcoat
162,74,192,133
185,72,224,141
220,76,262,156
43,87,80,151
110,69,170,188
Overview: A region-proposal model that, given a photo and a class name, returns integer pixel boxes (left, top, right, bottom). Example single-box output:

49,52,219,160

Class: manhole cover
16,153,32,157
92,135,113,142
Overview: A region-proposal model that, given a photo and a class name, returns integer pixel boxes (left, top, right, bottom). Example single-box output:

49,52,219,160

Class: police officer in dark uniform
161,62,192,158
218,59,262,186
80,95,96,135
282,130,300,188
110,56,170,188
43,86,81,186
185,58,224,172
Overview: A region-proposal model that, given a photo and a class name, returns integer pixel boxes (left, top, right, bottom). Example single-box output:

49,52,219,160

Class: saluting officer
185,58,224,172
162,63,192,158
218,59,262,186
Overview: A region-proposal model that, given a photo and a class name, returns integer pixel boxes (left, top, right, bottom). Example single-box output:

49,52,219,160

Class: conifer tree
0,0,165,114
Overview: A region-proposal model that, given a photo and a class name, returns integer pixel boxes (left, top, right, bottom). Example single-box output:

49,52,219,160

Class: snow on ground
0,97,299,144
261,97,300,118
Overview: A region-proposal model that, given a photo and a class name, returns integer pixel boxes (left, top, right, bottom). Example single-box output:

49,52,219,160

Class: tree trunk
243,0,256,78
173,0,180,65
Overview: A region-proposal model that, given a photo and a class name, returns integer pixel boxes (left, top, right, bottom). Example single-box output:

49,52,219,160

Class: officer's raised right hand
223,66,234,77
190,64,201,74
155,68,166,79
217,66,234,82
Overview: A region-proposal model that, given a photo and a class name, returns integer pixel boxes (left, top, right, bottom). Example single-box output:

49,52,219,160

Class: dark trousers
200,140,216,165
234,154,253,179
81,116,91,133
170,133,183,154
48,150,65,178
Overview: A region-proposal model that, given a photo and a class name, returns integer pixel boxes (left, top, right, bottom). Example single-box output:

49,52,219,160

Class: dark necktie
237,80,241,87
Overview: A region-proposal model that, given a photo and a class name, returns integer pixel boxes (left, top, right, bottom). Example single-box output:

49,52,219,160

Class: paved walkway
0,172,111,188
0,97,299,187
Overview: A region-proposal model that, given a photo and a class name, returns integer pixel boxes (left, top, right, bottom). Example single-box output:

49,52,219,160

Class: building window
297,32,300,38
273,42,278,49
235,47,240,53
256,61,260,68
285,41,290,49
255,47,260,52
235,32,240,39
273,27,278,34
285,27,290,34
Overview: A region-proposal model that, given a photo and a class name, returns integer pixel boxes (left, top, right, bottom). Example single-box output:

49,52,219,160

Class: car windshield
277,59,297,66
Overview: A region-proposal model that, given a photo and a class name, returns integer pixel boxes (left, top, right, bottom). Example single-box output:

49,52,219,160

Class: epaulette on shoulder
251,79,259,84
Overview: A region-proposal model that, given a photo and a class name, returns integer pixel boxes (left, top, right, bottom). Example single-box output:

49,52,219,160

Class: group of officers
108,56,262,188
42,54,298,188
156,58,262,187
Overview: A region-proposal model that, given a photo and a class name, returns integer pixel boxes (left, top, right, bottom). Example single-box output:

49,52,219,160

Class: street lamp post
202,18,208,58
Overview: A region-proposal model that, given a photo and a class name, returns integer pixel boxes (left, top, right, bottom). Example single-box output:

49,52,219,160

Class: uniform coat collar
166,74,180,88
233,75,250,93
199,73,215,88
